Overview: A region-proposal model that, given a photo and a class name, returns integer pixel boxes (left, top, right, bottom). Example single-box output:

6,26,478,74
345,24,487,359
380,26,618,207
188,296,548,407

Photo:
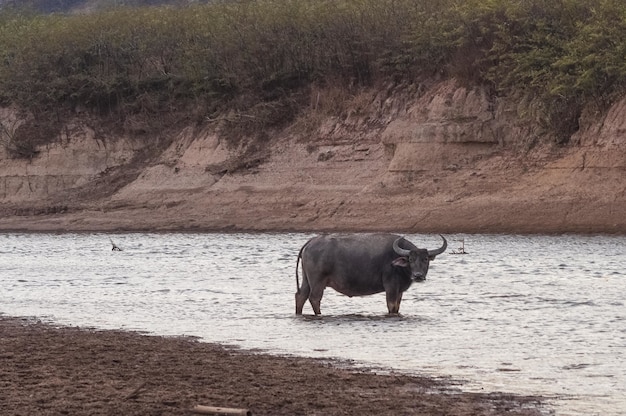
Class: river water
0,232,624,415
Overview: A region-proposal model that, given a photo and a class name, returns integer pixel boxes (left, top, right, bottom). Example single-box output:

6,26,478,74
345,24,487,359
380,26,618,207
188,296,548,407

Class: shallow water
1,232,624,415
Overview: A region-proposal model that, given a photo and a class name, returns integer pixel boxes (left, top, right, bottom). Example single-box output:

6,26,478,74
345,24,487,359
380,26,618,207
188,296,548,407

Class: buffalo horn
392,237,412,257
427,235,448,257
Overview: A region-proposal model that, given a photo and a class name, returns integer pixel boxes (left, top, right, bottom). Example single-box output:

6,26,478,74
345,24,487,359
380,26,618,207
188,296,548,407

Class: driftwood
450,238,469,255
191,405,252,416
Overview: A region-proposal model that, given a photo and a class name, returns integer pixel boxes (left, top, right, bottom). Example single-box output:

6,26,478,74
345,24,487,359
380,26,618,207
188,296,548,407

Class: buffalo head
392,234,447,282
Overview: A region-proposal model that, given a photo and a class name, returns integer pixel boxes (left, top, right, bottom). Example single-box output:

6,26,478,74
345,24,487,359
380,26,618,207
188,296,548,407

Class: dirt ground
0,316,550,416
1,80,626,235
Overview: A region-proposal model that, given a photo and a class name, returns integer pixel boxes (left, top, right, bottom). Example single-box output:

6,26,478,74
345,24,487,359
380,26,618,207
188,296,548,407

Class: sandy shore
0,316,551,416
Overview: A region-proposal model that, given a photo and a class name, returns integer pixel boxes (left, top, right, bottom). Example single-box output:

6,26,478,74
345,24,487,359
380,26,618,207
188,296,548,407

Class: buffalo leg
308,286,325,315
295,280,311,315
386,291,403,314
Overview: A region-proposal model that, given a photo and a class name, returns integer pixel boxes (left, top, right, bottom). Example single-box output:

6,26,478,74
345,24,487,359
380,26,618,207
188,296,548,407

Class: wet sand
0,316,550,416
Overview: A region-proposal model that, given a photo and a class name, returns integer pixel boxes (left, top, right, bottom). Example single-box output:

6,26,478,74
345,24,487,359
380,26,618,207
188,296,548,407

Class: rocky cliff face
0,79,624,233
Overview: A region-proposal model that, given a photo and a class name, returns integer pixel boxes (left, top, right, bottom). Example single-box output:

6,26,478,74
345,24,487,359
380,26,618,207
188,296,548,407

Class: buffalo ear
428,256,437,261
392,257,409,267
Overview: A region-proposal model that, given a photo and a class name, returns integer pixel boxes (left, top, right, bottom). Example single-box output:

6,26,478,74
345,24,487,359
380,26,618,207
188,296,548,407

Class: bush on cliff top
1,0,626,149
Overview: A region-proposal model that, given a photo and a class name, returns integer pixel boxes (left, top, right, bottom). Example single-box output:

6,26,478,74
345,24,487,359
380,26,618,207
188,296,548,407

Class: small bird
110,238,122,251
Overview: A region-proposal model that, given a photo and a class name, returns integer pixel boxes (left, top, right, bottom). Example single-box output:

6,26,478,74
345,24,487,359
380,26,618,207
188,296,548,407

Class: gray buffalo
295,233,447,315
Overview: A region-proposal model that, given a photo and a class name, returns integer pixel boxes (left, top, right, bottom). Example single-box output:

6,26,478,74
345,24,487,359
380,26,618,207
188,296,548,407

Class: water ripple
0,232,624,416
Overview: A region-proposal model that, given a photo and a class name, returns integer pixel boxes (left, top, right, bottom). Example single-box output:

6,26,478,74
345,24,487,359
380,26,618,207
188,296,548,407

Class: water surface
1,232,624,416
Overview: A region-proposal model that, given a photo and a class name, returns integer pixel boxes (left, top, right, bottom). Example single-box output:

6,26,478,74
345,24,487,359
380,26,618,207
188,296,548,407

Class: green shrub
1,0,626,146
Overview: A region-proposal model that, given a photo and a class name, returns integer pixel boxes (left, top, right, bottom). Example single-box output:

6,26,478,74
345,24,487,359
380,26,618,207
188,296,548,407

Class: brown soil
0,316,549,416
1,80,626,235
0,142,624,235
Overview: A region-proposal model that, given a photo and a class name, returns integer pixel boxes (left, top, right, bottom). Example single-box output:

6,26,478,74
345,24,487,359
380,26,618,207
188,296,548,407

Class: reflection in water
0,232,625,416
297,313,428,323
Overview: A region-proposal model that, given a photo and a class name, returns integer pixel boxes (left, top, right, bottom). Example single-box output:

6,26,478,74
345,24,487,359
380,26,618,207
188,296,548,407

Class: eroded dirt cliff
1,79,624,234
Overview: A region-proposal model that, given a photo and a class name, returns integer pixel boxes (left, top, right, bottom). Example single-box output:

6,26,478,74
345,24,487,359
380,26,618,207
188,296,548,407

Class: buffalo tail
295,237,314,293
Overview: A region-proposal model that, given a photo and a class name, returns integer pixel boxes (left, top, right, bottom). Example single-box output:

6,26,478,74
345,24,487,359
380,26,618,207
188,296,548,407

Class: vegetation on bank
1,0,626,156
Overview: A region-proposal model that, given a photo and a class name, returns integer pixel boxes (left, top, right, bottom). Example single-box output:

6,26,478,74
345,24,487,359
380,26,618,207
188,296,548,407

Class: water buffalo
295,234,447,315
